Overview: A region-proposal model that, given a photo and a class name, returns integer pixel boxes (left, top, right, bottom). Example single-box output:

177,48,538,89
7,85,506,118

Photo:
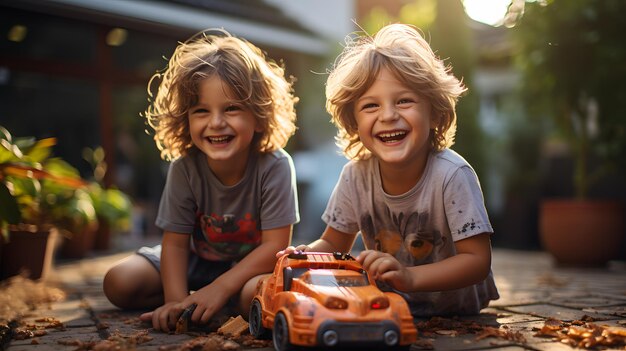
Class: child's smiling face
353,67,433,168
188,75,261,172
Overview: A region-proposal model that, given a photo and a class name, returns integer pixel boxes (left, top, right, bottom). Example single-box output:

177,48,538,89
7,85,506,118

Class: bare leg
238,273,269,320
103,254,164,309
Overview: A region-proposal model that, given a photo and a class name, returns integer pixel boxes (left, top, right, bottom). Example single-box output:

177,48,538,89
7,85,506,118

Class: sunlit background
1,0,625,262
463,0,512,25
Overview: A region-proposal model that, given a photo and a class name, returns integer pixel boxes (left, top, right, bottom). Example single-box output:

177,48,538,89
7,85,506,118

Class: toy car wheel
273,312,293,351
249,299,270,339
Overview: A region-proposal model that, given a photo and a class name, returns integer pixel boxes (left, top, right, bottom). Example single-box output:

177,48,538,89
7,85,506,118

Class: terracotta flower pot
59,226,97,259
0,228,59,280
93,216,111,251
539,199,625,266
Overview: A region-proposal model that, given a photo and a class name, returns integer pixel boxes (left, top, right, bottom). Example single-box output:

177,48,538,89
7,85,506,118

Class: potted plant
82,147,132,251
44,159,98,259
1,128,57,280
0,126,93,278
512,1,626,265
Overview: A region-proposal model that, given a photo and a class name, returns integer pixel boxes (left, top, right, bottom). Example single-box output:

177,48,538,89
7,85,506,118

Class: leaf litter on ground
534,316,626,349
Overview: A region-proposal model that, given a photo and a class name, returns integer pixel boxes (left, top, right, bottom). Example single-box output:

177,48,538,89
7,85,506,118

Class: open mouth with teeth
207,135,234,144
376,131,407,143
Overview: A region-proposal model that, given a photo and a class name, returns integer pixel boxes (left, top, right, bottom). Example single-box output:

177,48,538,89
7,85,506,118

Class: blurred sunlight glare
7,24,27,42
463,0,512,26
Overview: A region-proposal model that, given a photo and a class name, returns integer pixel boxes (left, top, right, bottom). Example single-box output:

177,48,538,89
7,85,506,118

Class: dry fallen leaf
534,318,626,349
0,275,65,324
414,316,527,346
476,326,526,343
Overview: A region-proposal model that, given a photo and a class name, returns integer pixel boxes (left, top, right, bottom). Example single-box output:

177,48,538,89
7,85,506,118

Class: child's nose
379,105,399,122
208,112,227,128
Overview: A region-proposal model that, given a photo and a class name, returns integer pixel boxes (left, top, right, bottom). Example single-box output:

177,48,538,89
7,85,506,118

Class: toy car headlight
325,296,348,309
370,296,390,309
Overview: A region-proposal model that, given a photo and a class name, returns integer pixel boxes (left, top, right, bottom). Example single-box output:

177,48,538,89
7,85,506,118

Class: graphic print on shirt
192,212,261,261
360,209,445,264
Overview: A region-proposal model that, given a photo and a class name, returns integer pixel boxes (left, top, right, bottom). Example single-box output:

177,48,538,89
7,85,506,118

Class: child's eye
191,108,208,114
225,105,242,112
361,103,378,110
398,98,413,105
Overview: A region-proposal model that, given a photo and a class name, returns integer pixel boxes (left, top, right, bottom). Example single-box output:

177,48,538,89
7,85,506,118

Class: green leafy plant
82,147,131,233
512,0,626,198
39,158,97,237
0,126,93,240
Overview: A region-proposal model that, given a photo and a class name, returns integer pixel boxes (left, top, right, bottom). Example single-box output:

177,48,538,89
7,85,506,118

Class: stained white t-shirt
322,148,499,316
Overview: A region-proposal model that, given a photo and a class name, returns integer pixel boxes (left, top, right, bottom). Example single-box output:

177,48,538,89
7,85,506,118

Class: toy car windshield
301,271,369,287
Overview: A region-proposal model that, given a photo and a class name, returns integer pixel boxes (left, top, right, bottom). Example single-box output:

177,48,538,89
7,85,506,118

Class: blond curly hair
326,23,466,160
144,30,298,161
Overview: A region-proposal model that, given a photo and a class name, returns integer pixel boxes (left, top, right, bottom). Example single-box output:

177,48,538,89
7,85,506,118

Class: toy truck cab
249,252,417,351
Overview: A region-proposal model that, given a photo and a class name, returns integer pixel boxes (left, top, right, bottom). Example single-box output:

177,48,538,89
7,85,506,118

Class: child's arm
140,231,191,331
186,225,292,324
277,226,357,256
161,232,192,302
358,233,492,292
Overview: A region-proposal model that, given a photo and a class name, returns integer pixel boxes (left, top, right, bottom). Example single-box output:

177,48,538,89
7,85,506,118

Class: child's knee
238,274,269,319
102,256,159,308
103,266,134,308
103,266,122,294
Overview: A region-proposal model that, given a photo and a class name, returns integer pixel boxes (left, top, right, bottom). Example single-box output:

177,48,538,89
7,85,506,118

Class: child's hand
276,245,311,258
139,300,186,332
357,250,414,292
184,282,230,324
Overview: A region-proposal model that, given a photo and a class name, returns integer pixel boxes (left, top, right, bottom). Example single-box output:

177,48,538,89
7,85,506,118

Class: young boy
104,30,299,331
279,23,499,316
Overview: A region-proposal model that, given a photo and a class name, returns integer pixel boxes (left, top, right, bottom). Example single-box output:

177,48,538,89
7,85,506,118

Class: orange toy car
249,252,417,350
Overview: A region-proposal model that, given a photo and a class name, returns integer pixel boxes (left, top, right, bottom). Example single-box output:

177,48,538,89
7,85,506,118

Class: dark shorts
136,245,234,292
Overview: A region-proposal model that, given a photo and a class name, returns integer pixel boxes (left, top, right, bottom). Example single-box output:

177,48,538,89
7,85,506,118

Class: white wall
263,0,356,41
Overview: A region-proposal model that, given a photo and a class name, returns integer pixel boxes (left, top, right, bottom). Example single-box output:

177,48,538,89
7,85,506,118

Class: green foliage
0,125,95,240
361,0,438,35
430,0,484,179
39,158,96,236
0,181,20,230
400,0,437,30
0,126,132,243
82,146,132,232
361,6,395,34
512,0,626,198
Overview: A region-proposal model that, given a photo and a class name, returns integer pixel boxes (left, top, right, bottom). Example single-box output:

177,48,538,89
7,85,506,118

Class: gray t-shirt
322,148,499,316
156,148,299,262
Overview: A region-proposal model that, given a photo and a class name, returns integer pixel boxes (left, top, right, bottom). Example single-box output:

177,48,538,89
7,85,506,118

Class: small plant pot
0,228,59,281
93,217,111,251
540,199,625,266
59,226,97,259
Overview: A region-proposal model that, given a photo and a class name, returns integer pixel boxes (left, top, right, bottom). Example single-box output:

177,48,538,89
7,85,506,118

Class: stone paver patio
3,248,626,350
